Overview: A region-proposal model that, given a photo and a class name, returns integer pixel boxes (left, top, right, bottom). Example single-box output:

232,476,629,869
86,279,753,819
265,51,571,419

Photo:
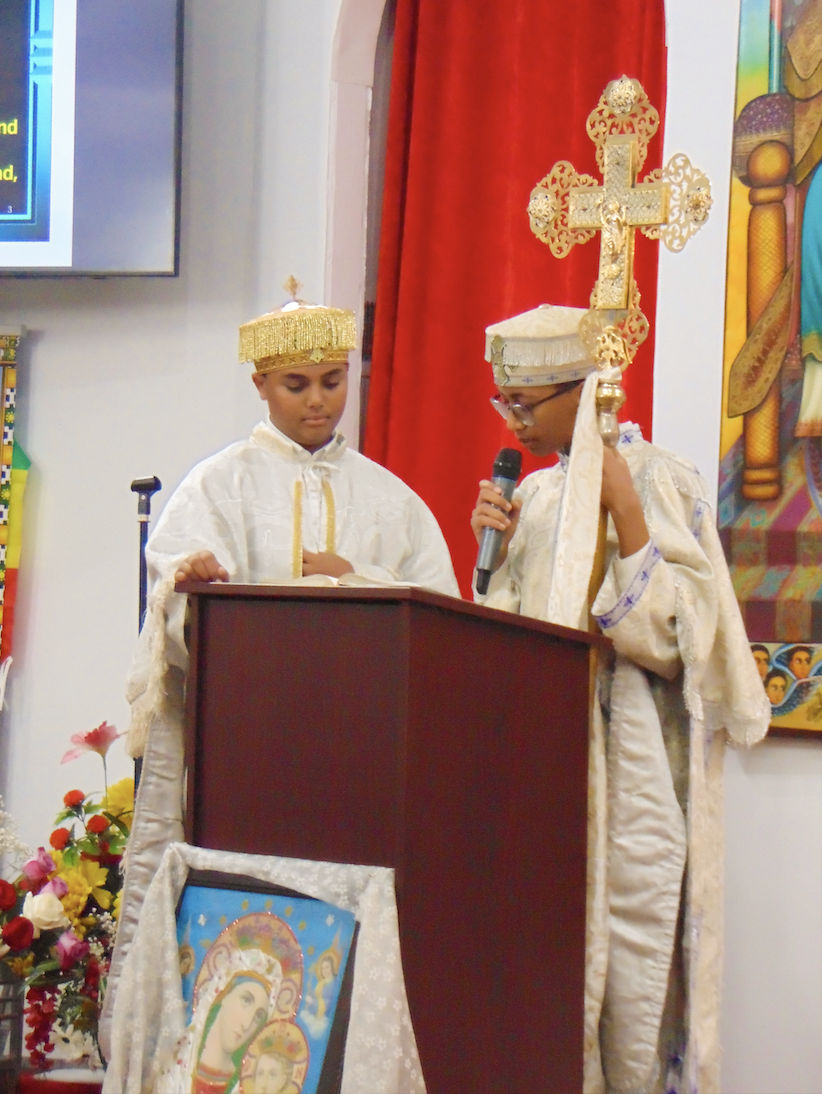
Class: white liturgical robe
479,424,769,1094
140,418,459,681
100,421,459,1066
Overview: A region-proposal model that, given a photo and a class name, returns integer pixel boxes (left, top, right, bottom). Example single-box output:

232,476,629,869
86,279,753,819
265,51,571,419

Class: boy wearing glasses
470,304,768,1094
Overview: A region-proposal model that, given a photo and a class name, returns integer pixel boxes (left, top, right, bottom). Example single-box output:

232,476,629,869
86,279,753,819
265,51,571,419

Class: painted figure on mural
719,0,822,702
789,0,822,439
193,972,274,1093
160,914,304,1094
751,643,771,678
239,1021,309,1094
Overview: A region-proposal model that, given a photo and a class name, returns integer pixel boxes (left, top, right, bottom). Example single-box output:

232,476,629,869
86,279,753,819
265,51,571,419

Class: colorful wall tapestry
721,0,822,735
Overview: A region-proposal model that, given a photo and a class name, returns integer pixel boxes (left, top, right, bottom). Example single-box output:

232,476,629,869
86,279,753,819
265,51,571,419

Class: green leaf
26,959,61,982
102,812,130,837
61,845,81,868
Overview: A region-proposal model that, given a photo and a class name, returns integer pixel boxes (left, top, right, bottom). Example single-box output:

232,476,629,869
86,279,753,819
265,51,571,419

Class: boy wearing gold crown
102,298,458,1050
125,296,458,752
151,295,458,599
125,294,458,762
471,304,768,1094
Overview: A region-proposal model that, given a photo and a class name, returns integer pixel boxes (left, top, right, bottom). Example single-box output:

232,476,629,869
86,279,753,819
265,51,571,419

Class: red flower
63,789,85,808
86,815,109,835
95,849,123,868
84,955,101,989
61,721,121,764
49,827,71,850
25,984,60,1071
2,914,34,951
0,878,17,911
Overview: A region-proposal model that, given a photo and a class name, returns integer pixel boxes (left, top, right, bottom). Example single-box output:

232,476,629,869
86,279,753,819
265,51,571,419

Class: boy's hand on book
175,550,229,584
302,551,354,578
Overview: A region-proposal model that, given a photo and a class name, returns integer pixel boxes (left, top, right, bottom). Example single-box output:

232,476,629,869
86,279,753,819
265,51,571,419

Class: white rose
22,891,70,937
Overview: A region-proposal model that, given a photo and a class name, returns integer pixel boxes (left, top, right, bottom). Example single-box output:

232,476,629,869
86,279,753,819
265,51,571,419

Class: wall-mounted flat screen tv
0,0,182,276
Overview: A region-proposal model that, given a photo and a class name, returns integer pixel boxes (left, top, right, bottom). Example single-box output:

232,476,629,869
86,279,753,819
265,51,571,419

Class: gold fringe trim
292,480,303,578
323,481,336,552
255,348,350,375
240,307,357,364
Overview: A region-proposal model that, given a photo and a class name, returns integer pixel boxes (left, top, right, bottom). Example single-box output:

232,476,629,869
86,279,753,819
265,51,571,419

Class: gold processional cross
526,75,713,444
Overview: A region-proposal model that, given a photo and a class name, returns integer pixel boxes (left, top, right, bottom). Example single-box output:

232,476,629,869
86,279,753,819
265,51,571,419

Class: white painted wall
0,1,818,1091
658,2,822,1091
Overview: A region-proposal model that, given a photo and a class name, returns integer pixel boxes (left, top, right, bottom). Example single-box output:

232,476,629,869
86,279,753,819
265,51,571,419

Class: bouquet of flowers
0,722,133,1070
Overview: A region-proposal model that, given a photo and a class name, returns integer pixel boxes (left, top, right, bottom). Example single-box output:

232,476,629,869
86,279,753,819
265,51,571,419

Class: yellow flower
101,778,134,831
78,858,110,910
50,852,110,930
55,873,91,933
112,889,123,921
9,953,33,978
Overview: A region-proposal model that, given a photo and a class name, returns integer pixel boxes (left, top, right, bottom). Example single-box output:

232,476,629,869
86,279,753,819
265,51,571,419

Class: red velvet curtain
364,0,667,593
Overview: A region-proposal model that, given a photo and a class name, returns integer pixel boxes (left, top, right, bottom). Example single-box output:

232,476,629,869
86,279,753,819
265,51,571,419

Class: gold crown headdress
239,277,357,375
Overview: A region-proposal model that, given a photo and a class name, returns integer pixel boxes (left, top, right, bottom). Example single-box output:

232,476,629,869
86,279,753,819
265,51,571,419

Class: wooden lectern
183,584,607,1094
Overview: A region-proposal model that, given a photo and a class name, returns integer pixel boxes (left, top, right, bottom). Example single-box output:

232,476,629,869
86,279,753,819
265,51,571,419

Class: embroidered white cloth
100,421,459,1063
477,424,769,1094
102,843,426,1094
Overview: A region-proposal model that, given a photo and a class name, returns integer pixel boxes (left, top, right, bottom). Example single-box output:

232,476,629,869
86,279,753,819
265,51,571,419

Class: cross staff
525,76,713,628
567,134,669,310
527,73,713,341
527,74,713,426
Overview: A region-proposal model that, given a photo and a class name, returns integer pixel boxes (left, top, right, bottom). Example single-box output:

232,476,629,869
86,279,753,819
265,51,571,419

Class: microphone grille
492,447,522,479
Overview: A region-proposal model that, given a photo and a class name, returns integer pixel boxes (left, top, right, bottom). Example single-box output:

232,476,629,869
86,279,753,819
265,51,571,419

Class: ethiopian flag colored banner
0,441,30,660
0,330,27,661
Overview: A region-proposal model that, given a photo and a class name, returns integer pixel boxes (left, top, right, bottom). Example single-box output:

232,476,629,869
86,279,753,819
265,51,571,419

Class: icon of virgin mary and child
162,913,310,1094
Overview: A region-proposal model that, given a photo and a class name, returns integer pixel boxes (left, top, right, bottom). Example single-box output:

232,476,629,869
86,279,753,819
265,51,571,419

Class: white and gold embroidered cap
240,276,357,375
485,304,595,388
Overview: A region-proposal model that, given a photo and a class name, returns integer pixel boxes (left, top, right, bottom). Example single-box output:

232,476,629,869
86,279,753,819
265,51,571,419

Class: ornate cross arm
525,75,713,442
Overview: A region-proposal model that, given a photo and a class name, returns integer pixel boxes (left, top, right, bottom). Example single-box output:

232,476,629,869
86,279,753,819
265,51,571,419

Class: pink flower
40,876,68,899
21,848,56,886
55,929,89,973
61,721,121,763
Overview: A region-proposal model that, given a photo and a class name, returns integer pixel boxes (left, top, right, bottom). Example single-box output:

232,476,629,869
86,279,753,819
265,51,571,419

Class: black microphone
475,447,522,595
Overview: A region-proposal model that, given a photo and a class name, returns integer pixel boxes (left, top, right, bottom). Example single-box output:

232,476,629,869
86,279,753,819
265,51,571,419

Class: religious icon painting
173,870,357,1094
720,0,822,737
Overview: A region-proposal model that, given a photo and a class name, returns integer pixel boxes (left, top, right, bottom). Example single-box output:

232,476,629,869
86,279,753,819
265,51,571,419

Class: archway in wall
361,0,396,446
326,0,392,449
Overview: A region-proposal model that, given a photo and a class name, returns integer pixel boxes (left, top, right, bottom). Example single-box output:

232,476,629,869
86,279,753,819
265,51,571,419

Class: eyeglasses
489,381,582,427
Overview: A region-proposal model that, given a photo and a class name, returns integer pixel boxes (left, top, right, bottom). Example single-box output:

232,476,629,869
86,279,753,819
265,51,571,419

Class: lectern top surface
179,581,611,649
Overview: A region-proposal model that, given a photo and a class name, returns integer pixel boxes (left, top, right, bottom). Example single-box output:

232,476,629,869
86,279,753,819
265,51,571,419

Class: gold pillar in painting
742,140,790,499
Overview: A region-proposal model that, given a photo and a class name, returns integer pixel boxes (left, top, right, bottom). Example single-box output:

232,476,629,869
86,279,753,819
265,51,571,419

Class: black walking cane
131,476,162,787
